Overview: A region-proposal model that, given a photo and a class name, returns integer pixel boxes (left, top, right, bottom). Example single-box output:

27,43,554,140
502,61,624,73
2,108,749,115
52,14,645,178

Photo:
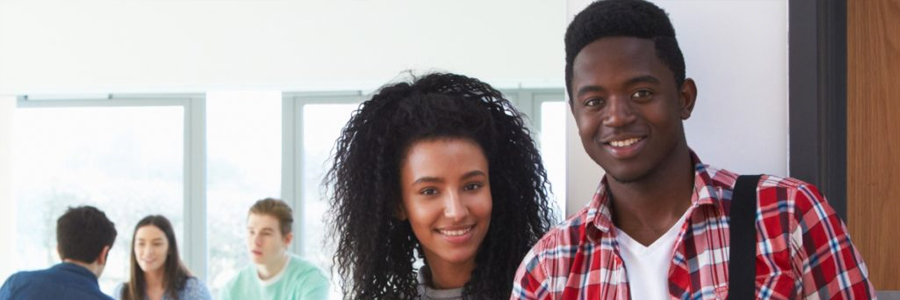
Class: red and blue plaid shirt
512,154,876,300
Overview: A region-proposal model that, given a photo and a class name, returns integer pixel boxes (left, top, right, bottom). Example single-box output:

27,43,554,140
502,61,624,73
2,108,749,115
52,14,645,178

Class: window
539,99,567,218
284,93,362,299
205,91,282,294
11,97,200,294
505,89,568,219
5,87,565,297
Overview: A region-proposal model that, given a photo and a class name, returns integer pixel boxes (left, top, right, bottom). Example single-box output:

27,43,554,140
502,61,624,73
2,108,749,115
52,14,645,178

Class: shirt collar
53,262,100,285
586,151,724,234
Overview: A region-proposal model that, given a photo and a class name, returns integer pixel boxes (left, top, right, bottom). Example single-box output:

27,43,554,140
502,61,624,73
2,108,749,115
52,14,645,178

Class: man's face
570,37,694,183
247,213,291,266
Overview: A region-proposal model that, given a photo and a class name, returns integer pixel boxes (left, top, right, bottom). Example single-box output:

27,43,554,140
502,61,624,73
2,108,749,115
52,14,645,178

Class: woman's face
399,138,492,270
134,225,169,273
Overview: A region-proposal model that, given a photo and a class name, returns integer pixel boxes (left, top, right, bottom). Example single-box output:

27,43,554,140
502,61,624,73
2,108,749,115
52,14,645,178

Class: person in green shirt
219,198,329,300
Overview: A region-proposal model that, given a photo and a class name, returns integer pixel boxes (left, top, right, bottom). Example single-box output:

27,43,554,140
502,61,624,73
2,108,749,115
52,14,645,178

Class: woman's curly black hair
325,72,557,299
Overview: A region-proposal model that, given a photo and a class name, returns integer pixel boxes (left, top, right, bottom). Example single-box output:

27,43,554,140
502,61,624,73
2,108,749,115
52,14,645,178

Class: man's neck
607,146,695,245
257,253,289,281
62,259,101,278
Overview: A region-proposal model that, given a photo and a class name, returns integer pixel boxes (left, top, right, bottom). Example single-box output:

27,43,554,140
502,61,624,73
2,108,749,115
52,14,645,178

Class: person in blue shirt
0,205,118,300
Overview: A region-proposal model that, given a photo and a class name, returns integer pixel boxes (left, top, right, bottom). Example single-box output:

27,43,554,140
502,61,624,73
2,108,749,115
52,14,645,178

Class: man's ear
96,245,111,265
679,78,698,120
283,231,294,246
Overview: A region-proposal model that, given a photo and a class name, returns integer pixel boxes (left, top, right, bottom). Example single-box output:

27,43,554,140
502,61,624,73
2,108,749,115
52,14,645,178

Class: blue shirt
112,277,212,300
0,263,113,300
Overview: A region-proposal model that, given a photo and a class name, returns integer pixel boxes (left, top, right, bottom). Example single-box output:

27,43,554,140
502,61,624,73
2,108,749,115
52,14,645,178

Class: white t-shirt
615,211,689,300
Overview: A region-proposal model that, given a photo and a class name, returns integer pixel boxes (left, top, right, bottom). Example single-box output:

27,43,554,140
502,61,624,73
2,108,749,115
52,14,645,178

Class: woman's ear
395,206,407,220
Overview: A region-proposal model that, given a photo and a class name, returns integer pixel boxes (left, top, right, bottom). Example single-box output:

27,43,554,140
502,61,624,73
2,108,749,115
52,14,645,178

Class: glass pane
205,91,282,295
12,106,184,294
301,102,358,300
541,101,567,220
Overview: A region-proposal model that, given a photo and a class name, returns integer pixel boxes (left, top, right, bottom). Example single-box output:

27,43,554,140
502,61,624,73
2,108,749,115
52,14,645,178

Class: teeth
609,137,641,148
439,227,473,236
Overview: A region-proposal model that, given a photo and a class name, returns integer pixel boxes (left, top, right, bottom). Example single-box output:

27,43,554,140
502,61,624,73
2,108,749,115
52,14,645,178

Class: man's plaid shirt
512,154,875,299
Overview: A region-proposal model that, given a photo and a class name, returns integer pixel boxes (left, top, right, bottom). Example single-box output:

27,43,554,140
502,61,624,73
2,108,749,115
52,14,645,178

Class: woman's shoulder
179,276,212,300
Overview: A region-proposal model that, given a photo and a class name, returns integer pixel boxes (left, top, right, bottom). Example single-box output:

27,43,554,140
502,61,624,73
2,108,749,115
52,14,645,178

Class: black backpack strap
728,175,762,300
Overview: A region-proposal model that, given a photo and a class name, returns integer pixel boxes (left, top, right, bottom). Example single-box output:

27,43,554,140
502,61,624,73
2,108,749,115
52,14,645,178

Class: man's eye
631,90,653,99
584,98,604,107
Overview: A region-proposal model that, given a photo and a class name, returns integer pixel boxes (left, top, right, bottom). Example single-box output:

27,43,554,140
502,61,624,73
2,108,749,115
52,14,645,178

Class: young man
219,198,329,300
0,206,118,300
512,0,876,299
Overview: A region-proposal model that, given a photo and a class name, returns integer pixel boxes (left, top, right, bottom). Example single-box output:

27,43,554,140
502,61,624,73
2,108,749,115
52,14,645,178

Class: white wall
0,96,14,278
0,0,789,224
564,0,789,215
0,0,565,94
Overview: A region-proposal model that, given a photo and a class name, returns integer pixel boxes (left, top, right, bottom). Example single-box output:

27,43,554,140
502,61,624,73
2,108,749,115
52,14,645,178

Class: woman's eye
463,183,483,191
420,188,438,195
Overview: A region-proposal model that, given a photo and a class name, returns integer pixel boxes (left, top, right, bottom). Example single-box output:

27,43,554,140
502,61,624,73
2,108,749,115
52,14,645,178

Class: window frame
281,91,364,254
14,94,208,281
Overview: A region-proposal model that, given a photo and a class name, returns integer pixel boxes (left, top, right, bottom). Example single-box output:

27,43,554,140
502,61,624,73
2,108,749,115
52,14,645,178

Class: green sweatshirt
219,255,329,300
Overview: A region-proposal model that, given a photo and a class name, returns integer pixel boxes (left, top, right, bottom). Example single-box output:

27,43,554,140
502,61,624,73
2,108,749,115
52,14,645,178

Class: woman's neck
427,259,475,290
257,252,289,280
144,268,165,289
143,268,166,300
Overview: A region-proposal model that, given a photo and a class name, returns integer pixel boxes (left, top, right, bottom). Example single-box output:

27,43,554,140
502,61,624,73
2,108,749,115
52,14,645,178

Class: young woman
116,215,211,300
326,72,557,299
218,198,329,300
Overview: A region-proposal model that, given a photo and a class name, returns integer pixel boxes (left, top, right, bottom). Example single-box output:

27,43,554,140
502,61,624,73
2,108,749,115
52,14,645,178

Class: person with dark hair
0,205,117,300
219,198,328,300
326,72,557,299
114,215,211,300
512,0,875,299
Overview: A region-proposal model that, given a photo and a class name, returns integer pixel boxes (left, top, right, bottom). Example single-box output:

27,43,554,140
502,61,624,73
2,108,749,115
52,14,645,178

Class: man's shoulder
218,265,257,300
285,255,328,283
0,267,112,300
530,206,595,255
703,164,815,193
704,163,828,215
2,267,55,287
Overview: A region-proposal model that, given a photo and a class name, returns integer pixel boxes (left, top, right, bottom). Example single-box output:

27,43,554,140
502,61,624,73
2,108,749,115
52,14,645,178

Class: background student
0,206,117,300
219,198,328,300
115,215,211,300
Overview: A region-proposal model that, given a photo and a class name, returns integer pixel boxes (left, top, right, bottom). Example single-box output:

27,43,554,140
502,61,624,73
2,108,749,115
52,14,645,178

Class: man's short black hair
56,206,117,263
565,0,686,99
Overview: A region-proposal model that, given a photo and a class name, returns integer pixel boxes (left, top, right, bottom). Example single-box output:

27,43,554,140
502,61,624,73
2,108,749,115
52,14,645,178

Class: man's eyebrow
624,75,661,86
576,85,606,98
576,75,662,98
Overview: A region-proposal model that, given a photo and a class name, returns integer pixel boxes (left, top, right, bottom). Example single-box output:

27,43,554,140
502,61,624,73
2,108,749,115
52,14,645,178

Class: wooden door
847,0,900,290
